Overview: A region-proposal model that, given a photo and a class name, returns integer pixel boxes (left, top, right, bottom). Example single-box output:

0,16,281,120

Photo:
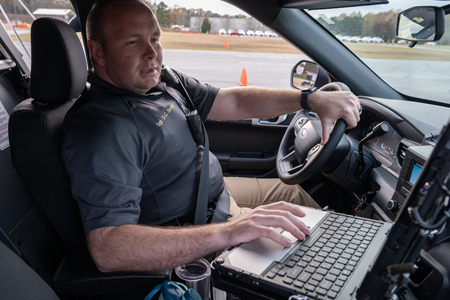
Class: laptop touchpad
227,207,328,275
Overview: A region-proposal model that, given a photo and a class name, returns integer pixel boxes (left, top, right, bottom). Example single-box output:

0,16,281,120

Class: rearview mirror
291,60,330,90
396,6,445,42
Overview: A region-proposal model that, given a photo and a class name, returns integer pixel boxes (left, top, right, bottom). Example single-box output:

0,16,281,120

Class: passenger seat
0,240,59,300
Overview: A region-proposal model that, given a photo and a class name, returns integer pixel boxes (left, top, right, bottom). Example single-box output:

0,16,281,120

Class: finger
264,226,297,247
351,96,361,123
321,119,333,145
260,203,312,237
344,112,358,130
352,107,360,124
253,216,307,246
341,104,358,130
276,201,307,217
255,201,307,218
250,210,311,238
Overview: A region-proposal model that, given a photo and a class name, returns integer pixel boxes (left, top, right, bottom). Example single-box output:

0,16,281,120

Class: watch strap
300,87,317,110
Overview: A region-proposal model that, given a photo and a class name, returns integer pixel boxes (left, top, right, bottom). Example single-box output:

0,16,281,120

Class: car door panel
205,115,293,177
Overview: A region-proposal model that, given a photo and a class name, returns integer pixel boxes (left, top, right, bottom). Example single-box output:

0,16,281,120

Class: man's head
87,0,163,93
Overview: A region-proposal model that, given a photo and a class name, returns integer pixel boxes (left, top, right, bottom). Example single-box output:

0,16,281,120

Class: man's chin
134,80,159,94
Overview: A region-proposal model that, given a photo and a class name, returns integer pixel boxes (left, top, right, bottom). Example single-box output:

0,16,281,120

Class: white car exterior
372,37,384,43
255,30,264,37
218,29,227,35
247,30,255,36
264,30,274,37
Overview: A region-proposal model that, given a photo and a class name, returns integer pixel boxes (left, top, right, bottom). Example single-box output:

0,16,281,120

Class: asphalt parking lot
163,49,309,89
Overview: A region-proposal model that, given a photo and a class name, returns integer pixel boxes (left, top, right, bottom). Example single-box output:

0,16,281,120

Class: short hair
86,0,146,52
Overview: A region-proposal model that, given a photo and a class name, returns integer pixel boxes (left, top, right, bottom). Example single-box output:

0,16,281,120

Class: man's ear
88,40,106,67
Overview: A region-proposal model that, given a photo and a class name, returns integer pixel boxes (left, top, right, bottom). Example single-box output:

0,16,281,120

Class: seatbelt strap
194,125,209,225
160,66,210,225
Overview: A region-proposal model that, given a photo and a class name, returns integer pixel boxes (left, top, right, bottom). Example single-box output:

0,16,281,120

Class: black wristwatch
300,87,318,110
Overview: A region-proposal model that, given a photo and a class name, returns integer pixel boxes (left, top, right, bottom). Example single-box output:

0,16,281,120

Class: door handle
252,115,288,127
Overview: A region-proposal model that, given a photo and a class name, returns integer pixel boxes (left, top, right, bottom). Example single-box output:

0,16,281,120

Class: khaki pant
224,177,321,220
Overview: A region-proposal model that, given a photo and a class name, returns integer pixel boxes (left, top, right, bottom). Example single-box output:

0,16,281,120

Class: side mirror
290,60,330,90
396,6,445,42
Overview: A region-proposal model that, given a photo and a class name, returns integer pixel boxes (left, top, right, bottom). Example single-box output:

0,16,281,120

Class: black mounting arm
354,121,390,179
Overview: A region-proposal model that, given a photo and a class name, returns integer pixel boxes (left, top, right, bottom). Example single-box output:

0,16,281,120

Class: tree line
317,10,450,45
1,0,235,29
317,10,397,42
146,1,246,29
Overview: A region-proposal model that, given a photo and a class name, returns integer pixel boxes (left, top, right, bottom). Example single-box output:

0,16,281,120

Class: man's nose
144,42,157,60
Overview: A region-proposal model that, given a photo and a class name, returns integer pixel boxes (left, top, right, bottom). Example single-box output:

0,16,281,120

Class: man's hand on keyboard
224,201,311,248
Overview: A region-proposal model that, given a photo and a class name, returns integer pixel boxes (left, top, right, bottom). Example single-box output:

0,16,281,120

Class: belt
165,188,231,227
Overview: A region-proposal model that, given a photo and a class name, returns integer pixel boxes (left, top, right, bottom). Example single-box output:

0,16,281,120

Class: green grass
10,32,83,44
345,43,450,61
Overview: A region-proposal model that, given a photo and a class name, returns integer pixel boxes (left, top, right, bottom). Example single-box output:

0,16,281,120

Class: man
62,0,361,273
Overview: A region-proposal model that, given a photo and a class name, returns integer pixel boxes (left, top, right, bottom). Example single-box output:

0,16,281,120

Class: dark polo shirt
62,71,225,233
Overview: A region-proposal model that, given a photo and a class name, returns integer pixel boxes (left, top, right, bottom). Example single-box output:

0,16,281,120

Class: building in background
190,17,270,33
33,8,75,23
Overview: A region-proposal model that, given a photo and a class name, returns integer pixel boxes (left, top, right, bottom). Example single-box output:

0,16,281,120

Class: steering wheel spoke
278,149,306,175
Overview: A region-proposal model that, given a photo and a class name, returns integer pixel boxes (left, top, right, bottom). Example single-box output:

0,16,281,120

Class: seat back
9,17,88,249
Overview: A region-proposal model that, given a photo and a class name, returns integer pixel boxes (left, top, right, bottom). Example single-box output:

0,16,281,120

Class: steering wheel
276,82,350,185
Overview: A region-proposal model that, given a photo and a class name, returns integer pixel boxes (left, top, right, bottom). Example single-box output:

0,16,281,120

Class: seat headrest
30,18,87,104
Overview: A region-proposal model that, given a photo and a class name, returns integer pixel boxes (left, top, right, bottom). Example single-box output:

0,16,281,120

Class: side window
156,0,308,90
0,2,82,72
0,4,33,72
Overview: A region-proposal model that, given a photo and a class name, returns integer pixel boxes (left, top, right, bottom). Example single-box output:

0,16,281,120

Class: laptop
212,121,450,300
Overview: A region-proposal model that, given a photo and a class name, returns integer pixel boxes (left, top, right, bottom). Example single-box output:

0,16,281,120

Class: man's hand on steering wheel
277,82,361,185
308,89,361,145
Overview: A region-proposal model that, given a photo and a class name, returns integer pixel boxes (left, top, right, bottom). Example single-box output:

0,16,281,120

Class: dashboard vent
398,143,408,166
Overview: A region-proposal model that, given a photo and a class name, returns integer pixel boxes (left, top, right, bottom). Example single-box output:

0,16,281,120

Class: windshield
305,0,450,104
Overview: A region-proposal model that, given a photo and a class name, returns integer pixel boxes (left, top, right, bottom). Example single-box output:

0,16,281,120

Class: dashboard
349,106,409,181
343,97,450,222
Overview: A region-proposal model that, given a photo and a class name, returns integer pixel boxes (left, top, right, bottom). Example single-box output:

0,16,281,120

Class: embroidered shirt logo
156,105,174,127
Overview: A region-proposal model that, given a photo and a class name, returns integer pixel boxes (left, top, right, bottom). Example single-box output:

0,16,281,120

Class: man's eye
128,41,137,45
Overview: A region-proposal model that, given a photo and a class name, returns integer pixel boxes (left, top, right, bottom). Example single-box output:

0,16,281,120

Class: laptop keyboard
264,214,382,299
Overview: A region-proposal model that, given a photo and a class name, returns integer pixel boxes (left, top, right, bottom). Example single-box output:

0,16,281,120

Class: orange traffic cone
224,38,229,49
239,68,248,86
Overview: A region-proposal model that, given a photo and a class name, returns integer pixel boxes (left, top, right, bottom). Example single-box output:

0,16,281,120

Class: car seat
0,239,60,300
8,17,169,298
